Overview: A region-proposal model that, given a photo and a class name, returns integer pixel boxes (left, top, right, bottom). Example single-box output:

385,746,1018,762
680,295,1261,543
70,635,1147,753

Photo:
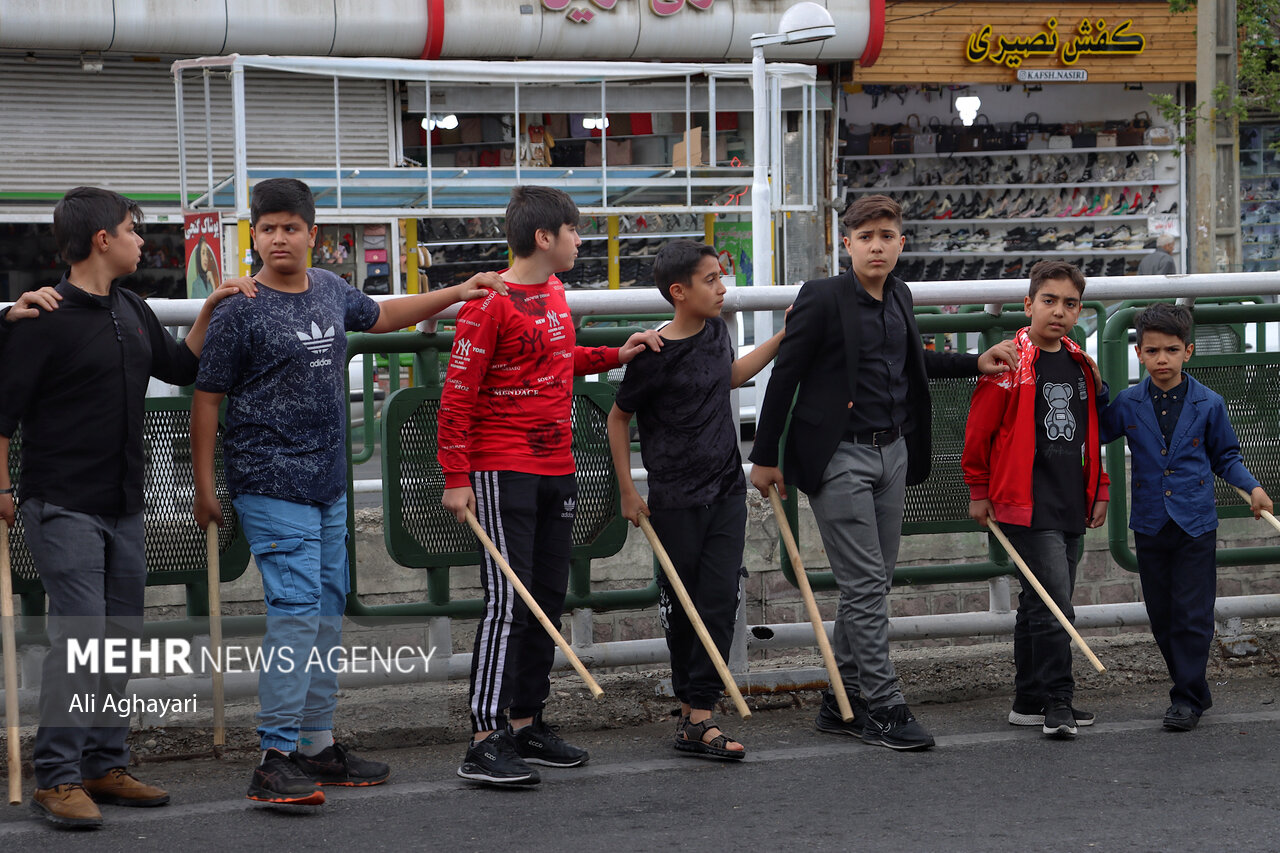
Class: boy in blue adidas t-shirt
192,178,504,805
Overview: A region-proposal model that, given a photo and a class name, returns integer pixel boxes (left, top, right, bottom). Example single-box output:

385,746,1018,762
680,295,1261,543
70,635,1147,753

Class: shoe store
839,1,1195,281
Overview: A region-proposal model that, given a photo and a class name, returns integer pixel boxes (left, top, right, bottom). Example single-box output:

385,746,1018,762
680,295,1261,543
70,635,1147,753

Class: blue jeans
21,499,146,788
233,494,349,752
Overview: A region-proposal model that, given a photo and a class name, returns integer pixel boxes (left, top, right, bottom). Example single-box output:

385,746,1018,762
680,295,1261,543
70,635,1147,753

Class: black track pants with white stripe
468,470,576,733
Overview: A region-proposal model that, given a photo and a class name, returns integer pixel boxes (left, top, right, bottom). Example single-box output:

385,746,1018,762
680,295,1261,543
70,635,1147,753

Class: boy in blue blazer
1099,303,1272,731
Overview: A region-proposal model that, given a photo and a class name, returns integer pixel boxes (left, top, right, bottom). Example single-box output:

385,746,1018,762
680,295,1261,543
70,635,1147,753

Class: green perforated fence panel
6,398,248,594
1184,357,1280,516
382,382,627,568
902,375,981,534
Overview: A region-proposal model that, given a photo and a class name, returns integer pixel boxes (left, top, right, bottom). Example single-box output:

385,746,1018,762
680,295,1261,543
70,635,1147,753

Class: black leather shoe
1162,704,1200,732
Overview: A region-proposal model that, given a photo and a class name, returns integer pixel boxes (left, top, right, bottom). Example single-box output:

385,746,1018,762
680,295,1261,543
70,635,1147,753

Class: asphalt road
4,677,1279,852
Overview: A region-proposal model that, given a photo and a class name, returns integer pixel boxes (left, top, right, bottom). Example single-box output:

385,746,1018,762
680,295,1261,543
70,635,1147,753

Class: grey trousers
806,438,908,709
21,499,145,788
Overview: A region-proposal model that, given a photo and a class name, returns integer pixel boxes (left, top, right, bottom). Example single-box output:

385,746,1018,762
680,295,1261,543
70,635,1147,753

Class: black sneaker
294,743,390,787
861,703,935,751
457,731,540,786
1010,700,1095,728
815,690,870,737
247,749,325,805
1042,701,1078,739
510,713,589,768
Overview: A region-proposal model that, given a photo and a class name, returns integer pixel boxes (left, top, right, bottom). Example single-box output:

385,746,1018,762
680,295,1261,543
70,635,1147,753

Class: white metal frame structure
171,54,829,221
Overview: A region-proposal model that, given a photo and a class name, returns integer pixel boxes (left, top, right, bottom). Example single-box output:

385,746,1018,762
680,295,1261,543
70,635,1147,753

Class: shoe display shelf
1240,125,1280,273
839,147,1180,280
419,213,705,290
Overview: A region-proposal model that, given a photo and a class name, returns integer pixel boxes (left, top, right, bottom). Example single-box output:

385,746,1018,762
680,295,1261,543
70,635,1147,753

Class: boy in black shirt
607,240,783,758
963,260,1110,739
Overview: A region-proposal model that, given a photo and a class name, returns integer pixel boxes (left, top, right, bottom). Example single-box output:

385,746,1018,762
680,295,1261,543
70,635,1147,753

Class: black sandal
674,717,746,761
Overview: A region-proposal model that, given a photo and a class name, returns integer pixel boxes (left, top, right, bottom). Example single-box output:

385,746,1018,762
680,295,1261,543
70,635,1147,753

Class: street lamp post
749,2,836,414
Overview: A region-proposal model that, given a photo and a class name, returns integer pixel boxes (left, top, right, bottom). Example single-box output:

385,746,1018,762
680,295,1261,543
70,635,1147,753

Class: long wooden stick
464,510,603,698
637,516,750,720
206,524,225,752
987,519,1106,673
768,486,855,722
1,526,21,804
1234,485,1280,535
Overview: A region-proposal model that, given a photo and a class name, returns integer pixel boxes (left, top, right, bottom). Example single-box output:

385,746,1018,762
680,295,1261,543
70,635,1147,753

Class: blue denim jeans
233,493,349,752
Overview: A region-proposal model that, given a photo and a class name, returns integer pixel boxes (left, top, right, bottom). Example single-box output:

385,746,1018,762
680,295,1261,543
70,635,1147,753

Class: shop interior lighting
582,116,611,131
421,114,459,131
80,53,103,73
955,95,981,126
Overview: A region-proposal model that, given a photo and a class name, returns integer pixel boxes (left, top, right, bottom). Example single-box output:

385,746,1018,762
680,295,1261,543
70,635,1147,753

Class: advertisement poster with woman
185,212,222,298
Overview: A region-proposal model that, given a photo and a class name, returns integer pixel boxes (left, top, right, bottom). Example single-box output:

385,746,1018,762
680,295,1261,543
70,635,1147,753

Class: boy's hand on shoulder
750,465,786,500
0,493,14,528
621,488,649,527
1081,351,1103,390
977,339,1018,374
619,329,663,364
443,486,476,523
209,277,257,304
457,272,508,301
1086,500,1108,529
5,285,61,321
968,499,993,527
1251,487,1274,520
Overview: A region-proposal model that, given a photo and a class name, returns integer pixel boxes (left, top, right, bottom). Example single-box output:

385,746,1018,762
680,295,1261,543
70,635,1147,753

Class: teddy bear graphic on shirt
1043,382,1076,441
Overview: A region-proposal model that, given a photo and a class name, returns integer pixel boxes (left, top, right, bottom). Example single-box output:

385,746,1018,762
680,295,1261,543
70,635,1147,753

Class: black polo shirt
0,276,198,515
1150,376,1187,446
848,276,909,434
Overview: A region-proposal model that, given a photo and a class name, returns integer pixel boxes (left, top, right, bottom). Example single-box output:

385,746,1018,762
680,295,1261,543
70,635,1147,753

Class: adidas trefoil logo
296,321,336,354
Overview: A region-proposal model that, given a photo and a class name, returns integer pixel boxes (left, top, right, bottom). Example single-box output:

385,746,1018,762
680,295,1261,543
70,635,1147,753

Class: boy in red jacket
962,259,1109,740
438,186,660,787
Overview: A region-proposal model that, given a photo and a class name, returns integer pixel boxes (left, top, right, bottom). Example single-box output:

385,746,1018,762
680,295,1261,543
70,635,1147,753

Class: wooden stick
1234,485,1280,536
206,524,225,752
637,516,751,720
768,486,855,722
1,526,21,804
464,510,603,698
987,519,1106,673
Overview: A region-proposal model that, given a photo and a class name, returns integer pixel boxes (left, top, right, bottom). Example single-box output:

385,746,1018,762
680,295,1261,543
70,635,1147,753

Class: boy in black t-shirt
607,240,783,759
962,260,1110,740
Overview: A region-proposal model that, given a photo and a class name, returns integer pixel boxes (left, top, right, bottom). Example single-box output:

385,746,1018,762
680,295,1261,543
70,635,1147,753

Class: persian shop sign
966,17,1146,68
542,0,713,23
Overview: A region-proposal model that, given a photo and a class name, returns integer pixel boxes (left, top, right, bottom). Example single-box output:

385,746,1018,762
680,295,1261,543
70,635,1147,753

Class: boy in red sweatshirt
437,186,660,787
962,259,1109,740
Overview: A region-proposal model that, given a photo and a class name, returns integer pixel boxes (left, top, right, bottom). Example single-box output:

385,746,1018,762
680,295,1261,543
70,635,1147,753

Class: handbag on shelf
1145,126,1174,146
913,115,938,154
1072,127,1098,148
868,124,894,156
843,122,871,155
891,122,914,155
1117,114,1147,147
1096,131,1117,148
1048,133,1073,150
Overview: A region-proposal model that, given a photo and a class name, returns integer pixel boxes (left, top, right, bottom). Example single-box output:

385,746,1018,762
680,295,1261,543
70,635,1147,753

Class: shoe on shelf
247,749,325,805
458,730,541,786
815,689,871,737
82,767,170,807
510,712,589,768
1042,700,1078,739
1163,704,1201,732
31,784,104,828
862,703,935,751
294,743,390,787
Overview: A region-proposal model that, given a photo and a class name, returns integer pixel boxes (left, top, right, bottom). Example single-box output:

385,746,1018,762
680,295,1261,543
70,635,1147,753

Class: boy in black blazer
749,194,1014,750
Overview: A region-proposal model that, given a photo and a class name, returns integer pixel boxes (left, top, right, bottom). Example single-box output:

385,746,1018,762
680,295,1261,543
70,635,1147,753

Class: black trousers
1134,520,1217,714
649,495,746,710
1003,525,1080,705
468,471,575,733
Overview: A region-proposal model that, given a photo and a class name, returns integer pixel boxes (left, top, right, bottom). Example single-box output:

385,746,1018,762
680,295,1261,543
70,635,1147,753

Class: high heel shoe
1089,192,1111,216
1058,188,1080,218
1110,190,1130,215
933,194,954,220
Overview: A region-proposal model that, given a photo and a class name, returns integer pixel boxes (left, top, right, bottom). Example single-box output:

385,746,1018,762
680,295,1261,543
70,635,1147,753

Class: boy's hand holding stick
985,519,1107,674
1,524,20,803
463,509,604,698
636,516,751,720
1233,485,1280,534
767,485,856,722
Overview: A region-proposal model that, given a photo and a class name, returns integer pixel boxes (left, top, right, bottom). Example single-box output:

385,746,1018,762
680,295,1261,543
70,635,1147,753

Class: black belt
845,426,901,447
